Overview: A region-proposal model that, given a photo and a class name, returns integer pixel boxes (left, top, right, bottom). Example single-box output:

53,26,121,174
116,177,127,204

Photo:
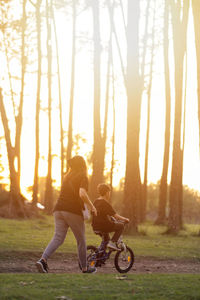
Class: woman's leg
42,211,69,260
61,211,87,270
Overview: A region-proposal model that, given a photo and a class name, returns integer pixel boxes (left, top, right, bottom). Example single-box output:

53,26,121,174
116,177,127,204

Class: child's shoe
107,241,120,251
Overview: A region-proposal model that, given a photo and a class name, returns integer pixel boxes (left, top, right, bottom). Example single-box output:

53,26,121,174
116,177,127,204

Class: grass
0,216,199,259
0,273,200,300
0,216,200,300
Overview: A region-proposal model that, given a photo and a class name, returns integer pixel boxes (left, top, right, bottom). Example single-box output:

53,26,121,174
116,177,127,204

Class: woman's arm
79,188,97,216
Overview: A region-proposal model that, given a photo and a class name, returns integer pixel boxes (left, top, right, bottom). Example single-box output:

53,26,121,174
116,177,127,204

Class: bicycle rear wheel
114,246,134,273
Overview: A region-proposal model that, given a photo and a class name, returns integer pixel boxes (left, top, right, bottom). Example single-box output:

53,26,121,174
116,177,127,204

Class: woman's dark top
92,198,116,232
53,171,88,216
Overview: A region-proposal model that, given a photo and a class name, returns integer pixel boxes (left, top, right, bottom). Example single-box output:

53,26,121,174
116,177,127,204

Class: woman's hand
79,188,97,216
91,206,97,216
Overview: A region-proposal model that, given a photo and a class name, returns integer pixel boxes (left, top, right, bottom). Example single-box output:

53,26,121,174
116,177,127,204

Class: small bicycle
86,223,134,273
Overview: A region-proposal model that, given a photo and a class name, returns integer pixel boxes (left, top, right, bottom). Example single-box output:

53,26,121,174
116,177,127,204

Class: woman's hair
62,156,87,184
97,183,111,196
67,155,87,174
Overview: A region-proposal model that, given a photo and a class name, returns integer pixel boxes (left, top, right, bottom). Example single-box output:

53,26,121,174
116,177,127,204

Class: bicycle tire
114,246,134,273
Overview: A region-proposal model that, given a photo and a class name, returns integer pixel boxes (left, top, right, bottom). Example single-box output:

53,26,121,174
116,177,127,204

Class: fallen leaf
116,275,127,280
56,296,72,300
19,281,27,286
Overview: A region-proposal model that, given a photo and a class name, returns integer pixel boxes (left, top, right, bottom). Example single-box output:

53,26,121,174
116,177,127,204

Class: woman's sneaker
82,266,97,274
36,258,49,273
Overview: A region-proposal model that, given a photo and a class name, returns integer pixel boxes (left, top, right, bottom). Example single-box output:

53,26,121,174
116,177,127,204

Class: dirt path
0,252,200,274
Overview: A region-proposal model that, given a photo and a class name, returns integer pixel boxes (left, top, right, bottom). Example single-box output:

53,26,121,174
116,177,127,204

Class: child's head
97,183,111,198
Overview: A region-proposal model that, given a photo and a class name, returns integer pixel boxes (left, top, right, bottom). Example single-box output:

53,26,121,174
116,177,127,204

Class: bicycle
86,222,134,273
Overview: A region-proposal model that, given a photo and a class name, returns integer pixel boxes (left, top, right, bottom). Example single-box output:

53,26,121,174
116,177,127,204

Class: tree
192,0,200,155
110,44,115,197
155,0,171,225
66,0,76,165
123,0,142,231
44,0,53,214
51,0,64,183
0,0,28,217
141,0,156,223
32,0,42,208
168,0,189,233
90,0,104,198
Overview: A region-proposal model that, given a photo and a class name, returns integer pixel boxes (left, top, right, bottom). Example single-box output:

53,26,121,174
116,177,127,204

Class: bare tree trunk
15,0,27,188
123,0,142,232
141,0,156,223
192,0,200,155
103,1,114,186
102,37,111,161
1,5,16,121
107,1,126,88
51,0,64,183
90,0,104,198
168,0,189,233
0,89,25,217
0,1,27,217
140,0,151,81
44,0,53,214
178,52,187,227
110,49,115,198
32,0,42,208
66,0,76,166
136,0,150,223
155,0,171,225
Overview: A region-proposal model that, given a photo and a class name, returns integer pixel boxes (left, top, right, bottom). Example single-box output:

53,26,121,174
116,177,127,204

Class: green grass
0,216,200,300
0,216,199,259
0,274,200,300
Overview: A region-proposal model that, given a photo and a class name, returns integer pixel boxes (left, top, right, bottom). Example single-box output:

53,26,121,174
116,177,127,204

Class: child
92,183,129,251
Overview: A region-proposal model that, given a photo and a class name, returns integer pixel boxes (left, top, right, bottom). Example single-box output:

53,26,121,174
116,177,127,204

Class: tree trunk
168,0,189,233
1,4,16,121
44,0,53,214
66,0,76,165
32,0,42,208
192,0,200,154
141,0,156,223
0,89,25,217
110,49,115,198
123,0,142,232
0,1,28,218
103,1,114,189
90,0,104,199
15,0,27,188
155,0,171,225
51,0,64,183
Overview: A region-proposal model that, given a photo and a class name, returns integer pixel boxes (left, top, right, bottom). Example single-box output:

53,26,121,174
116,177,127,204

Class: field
0,216,200,299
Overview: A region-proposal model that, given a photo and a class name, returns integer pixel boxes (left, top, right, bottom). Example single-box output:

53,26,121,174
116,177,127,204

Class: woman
36,155,97,274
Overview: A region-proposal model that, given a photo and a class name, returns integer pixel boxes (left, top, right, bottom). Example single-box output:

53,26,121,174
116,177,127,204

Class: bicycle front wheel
114,246,134,273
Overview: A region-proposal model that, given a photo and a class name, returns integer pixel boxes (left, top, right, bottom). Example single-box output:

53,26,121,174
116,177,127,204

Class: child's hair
97,183,111,196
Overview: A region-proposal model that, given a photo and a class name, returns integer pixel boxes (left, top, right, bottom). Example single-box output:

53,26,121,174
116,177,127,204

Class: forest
0,0,200,234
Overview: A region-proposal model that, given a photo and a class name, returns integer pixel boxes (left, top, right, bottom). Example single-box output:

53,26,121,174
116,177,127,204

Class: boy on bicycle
92,183,129,251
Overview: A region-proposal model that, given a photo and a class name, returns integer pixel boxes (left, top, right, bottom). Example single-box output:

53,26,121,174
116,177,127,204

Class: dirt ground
0,252,200,274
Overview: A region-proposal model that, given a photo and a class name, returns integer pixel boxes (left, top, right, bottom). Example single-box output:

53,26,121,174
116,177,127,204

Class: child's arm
79,188,97,216
114,213,129,223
